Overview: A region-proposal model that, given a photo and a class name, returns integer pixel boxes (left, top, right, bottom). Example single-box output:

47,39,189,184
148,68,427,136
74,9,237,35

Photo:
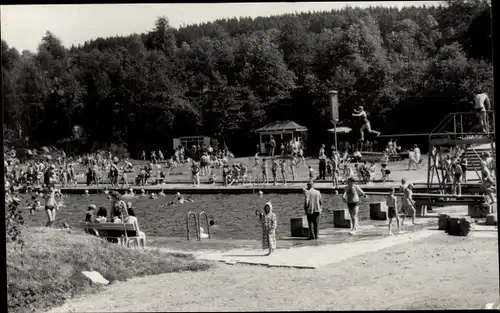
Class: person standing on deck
279,159,287,185
386,188,403,236
343,177,367,235
304,181,322,240
256,202,277,255
451,162,463,196
408,148,418,171
352,106,381,141
460,155,468,183
271,158,279,185
414,144,422,168
269,136,276,157
480,161,496,204
289,156,297,182
474,93,492,133
400,184,417,227
318,150,327,180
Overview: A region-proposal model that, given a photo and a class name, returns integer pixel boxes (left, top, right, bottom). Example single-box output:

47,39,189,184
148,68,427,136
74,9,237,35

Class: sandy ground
47,232,499,312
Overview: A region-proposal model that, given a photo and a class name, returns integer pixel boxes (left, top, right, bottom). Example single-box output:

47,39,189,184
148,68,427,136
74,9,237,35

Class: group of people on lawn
85,191,146,240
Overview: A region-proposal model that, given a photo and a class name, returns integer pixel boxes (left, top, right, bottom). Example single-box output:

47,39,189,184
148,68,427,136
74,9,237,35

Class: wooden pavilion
255,120,308,154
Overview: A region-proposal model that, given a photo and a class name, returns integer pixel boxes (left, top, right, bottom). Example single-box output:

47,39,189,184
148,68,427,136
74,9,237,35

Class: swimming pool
23,193,386,240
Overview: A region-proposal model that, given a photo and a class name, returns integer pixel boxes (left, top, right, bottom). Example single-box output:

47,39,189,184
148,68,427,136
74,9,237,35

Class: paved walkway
154,230,436,269
149,205,497,269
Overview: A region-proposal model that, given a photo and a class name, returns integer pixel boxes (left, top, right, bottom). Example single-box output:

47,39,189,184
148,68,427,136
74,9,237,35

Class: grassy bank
7,227,212,313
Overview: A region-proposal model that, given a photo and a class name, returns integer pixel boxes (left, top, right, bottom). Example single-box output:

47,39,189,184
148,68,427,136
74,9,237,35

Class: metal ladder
186,211,211,241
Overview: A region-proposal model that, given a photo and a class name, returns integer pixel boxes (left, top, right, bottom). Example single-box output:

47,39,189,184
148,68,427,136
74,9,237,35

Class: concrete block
290,216,309,237
459,217,474,236
446,217,461,235
468,203,490,218
447,217,474,236
486,214,498,226
438,214,449,230
333,209,352,228
369,202,388,220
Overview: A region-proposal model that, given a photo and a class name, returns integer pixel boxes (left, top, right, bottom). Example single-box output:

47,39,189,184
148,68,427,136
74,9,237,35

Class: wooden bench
85,222,146,248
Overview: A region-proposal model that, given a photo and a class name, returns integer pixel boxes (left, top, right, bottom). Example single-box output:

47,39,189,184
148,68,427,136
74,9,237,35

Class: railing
199,212,211,240
186,211,211,241
429,111,495,140
186,211,199,241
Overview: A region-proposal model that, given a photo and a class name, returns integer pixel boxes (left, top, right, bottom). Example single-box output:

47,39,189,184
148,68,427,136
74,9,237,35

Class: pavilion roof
255,120,308,133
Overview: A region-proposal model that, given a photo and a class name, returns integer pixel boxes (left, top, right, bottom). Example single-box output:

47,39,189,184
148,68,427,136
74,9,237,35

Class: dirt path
47,232,499,312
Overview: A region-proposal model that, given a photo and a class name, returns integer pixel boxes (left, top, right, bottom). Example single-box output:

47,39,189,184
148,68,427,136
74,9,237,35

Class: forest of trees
2,0,493,156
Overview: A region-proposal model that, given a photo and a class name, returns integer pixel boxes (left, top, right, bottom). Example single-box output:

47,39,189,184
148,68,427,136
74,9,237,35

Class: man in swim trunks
352,106,381,141
474,92,492,133
343,177,367,235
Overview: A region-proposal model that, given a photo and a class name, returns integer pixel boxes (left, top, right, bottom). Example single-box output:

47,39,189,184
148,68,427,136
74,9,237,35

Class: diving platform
429,136,494,147
427,111,495,194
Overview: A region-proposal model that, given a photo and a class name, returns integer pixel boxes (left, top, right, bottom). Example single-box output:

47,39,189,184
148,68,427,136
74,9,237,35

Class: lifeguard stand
426,111,496,194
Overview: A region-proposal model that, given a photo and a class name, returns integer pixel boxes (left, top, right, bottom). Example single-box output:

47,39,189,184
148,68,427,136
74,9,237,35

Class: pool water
22,193,385,240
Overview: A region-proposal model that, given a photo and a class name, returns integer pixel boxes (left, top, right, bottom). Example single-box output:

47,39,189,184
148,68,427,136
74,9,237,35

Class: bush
5,198,25,247
7,227,212,313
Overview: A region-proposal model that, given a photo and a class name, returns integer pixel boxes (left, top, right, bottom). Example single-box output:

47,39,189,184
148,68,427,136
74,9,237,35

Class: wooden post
329,90,339,151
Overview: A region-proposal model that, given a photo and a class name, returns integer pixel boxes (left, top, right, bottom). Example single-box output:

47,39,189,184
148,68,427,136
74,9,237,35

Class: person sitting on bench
124,206,146,241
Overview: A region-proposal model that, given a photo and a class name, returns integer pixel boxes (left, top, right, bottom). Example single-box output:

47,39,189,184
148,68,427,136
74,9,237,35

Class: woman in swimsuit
352,106,381,141
400,184,417,226
44,185,59,227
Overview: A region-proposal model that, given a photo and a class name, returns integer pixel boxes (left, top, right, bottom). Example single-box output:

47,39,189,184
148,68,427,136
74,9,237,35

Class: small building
172,136,218,151
255,120,308,154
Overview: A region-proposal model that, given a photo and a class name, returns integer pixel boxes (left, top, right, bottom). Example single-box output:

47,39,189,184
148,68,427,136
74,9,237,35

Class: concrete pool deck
149,206,497,269
59,180,484,194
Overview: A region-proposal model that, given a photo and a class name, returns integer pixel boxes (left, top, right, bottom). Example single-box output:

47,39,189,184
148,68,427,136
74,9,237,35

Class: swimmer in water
159,190,165,197
352,106,380,141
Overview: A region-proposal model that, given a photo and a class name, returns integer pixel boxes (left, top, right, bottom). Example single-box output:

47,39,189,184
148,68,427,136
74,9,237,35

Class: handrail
186,211,199,241
430,111,496,138
198,212,211,240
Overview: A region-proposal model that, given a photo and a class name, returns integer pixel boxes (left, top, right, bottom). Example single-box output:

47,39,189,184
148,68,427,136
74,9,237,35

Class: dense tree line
2,0,493,156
